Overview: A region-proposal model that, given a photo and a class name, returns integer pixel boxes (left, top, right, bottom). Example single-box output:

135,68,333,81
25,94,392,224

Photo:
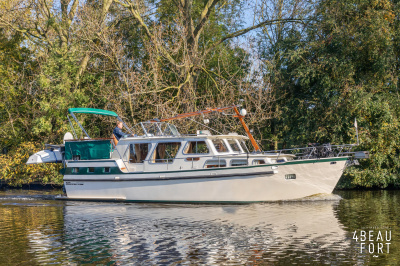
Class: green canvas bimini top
68,108,118,117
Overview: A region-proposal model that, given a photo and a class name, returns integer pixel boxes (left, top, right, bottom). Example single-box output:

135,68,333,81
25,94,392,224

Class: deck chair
112,134,118,146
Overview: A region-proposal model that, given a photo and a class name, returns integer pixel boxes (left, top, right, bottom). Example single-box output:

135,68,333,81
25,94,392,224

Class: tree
0,0,305,185
260,0,400,188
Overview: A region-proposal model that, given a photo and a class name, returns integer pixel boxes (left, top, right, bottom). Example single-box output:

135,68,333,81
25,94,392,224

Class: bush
0,142,63,187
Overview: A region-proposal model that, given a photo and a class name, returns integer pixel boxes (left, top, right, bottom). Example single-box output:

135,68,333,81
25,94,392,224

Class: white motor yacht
26,106,367,203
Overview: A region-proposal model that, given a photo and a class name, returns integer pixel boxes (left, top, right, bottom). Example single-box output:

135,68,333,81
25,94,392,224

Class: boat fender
51,150,59,163
60,168,66,175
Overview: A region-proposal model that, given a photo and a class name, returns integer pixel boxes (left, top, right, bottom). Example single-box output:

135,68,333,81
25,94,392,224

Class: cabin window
104,167,111,173
212,139,228,153
231,159,248,166
152,142,181,163
72,167,79,173
205,159,226,168
129,143,150,163
253,159,266,165
88,167,95,173
227,139,241,152
183,141,209,154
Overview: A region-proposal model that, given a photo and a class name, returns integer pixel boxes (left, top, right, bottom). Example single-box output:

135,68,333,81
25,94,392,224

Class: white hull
63,158,347,203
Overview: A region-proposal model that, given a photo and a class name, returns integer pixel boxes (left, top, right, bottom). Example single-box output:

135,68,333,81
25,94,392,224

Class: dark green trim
281,157,348,165
62,157,348,176
63,166,122,175
67,160,117,163
64,170,277,182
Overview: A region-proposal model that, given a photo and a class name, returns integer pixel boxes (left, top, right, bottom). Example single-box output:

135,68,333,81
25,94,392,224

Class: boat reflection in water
55,195,351,264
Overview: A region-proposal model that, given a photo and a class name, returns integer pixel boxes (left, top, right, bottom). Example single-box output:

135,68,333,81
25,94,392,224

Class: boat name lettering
65,181,84,186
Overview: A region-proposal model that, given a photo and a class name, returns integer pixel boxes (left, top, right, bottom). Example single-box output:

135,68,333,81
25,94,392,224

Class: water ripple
0,190,399,265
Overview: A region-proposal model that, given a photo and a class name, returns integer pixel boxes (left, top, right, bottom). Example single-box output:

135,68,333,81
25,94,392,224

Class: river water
0,189,399,265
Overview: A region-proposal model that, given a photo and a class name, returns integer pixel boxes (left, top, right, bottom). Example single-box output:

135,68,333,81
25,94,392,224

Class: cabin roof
118,134,249,143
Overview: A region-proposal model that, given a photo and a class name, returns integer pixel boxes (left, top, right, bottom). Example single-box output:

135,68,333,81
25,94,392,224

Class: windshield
227,139,241,153
134,122,180,136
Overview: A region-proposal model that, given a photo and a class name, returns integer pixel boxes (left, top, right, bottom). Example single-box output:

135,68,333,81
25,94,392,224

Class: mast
151,105,262,152
232,106,261,152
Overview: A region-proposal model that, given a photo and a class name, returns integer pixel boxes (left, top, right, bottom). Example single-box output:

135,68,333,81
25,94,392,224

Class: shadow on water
0,190,399,265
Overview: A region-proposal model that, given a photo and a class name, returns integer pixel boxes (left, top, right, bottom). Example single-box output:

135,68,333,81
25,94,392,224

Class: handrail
65,138,113,142
120,149,347,171
122,152,304,168
137,133,245,137
264,144,357,160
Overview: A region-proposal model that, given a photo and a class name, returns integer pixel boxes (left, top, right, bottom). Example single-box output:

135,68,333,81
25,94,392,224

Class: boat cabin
62,115,294,174
33,107,293,172
28,106,294,173
102,121,287,173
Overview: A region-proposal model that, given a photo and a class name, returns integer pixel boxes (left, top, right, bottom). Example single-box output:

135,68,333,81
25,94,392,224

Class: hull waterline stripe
64,170,277,182
56,197,266,204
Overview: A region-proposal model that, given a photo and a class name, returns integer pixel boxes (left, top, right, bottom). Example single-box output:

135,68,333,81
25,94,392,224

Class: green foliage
0,0,252,186
31,48,90,144
3,0,400,189
0,30,35,149
262,0,400,188
0,142,63,186
0,30,91,186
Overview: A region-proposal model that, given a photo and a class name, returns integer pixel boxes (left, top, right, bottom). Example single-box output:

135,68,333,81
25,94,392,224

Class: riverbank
0,182,62,190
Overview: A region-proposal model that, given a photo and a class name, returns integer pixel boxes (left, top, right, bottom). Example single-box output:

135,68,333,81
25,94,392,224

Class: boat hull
27,149,63,164
62,157,348,203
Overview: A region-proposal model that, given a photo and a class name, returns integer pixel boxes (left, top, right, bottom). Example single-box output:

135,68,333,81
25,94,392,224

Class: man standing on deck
113,121,129,140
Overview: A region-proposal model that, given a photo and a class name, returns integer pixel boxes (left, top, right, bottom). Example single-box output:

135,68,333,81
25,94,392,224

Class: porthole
285,174,296,180
231,159,248,166
205,159,226,168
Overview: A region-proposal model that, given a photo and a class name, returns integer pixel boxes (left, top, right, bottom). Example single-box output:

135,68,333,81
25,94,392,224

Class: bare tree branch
205,18,306,55
191,0,220,42
75,0,115,87
114,0,182,68
69,0,79,21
